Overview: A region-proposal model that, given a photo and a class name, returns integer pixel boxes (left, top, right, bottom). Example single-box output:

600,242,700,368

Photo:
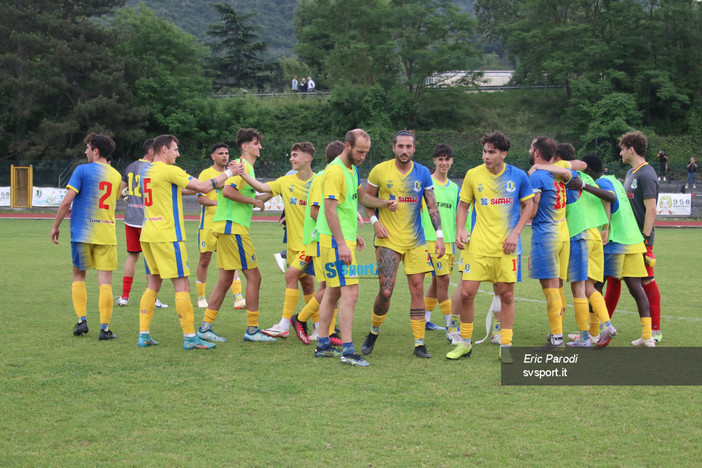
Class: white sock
425,311,432,322
279,318,291,329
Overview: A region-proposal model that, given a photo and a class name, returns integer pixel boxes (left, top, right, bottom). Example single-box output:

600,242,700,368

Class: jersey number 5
143,178,153,206
98,181,113,209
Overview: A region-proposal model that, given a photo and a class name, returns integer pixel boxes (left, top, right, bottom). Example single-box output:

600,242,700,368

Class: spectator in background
656,149,667,181
307,77,315,93
300,77,308,93
687,157,697,190
292,75,298,92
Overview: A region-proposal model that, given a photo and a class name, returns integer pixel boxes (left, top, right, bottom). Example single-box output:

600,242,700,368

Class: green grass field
1,219,701,466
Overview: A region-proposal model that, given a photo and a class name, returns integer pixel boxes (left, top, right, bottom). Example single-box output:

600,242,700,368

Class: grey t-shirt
122,159,151,228
624,162,659,245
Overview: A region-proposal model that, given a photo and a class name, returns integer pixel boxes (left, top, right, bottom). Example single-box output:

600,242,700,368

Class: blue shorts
529,240,569,280
567,238,589,283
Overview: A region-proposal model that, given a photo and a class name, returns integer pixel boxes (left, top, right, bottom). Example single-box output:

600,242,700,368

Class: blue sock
199,322,212,332
342,342,355,355
581,330,590,340
80,316,87,322
100,323,108,331
247,326,259,334
318,337,330,349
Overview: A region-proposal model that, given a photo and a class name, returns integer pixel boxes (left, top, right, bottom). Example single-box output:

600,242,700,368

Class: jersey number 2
98,181,112,209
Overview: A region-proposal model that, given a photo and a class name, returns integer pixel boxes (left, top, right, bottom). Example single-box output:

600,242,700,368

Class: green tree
0,0,145,160
207,2,273,91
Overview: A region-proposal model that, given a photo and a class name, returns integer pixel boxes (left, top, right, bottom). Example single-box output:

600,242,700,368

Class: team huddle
50,128,662,366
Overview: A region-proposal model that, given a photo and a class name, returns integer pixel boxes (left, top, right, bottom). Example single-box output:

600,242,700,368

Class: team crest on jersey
464,263,470,273
251,254,256,261
631,179,638,189
387,180,393,189
288,185,295,192
291,197,298,205
506,181,516,192
477,183,484,192
414,181,421,192
480,198,488,206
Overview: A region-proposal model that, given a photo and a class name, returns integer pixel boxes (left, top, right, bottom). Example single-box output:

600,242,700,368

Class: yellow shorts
141,241,190,279
312,255,326,284
377,244,433,275
198,229,217,253
604,252,647,279
215,232,258,270
427,241,454,276
461,252,520,283
71,242,117,271
587,238,604,283
287,248,314,277
320,239,359,288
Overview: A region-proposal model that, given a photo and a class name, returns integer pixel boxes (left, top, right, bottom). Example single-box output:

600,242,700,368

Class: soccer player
315,129,397,367
194,143,245,310
617,131,662,343
50,133,123,340
237,142,318,338
447,132,534,363
581,154,654,347
136,134,236,349
421,144,459,332
291,141,347,345
527,136,576,351
531,146,618,348
361,130,445,359
196,128,275,343
116,138,167,310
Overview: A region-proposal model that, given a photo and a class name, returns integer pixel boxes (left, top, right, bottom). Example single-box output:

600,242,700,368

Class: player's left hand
356,234,366,251
373,221,389,239
50,228,60,244
356,212,365,227
503,232,518,254
386,199,398,211
566,175,584,190
435,238,445,259
228,161,246,176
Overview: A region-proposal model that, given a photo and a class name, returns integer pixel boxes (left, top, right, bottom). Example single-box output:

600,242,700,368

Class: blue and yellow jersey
197,166,223,230
318,158,361,246
460,164,533,257
140,161,193,243
367,159,433,250
66,162,122,245
529,166,576,243
213,158,256,235
269,172,314,252
420,177,459,243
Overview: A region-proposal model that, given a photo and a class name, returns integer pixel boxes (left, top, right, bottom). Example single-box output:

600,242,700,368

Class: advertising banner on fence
656,193,691,216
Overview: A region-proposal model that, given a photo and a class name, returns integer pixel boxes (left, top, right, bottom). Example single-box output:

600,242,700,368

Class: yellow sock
371,312,387,329
544,288,563,335
501,328,513,346
139,289,157,332
196,281,206,299
298,296,319,322
559,286,567,328
203,308,219,324
72,281,87,319
641,317,652,340
439,300,451,326
246,309,259,328
230,279,242,296
573,298,589,332
589,311,600,336
410,319,425,342
328,308,338,335
282,288,300,320
424,297,438,313
588,291,610,325
99,284,113,327
304,292,314,304
175,291,195,335
460,322,474,341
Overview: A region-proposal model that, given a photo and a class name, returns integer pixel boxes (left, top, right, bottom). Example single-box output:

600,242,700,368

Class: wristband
581,181,587,190
435,229,444,238
224,168,233,178
210,179,217,190
370,215,379,225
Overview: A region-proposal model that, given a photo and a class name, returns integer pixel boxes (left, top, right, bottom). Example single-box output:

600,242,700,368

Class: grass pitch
1,219,701,466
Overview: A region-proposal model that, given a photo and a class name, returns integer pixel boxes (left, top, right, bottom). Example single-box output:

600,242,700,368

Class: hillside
125,0,476,59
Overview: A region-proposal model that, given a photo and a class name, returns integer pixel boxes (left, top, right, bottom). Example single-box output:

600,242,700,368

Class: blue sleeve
67,165,84,191
517,170,533,200
422,165,433,190
596,177,619,214
528,171,543,192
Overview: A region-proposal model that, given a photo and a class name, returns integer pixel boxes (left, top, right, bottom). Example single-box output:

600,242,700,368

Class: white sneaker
261,323,290,338
233,293,246,309
445,330,462,345
273,252,287,274
490,333,501,345
155,298,168,308
309,328,319,341
116,297,129,307
197,297,208,309
632,336,656,347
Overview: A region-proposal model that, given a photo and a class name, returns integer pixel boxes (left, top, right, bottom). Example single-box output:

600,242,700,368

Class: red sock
643,281,661,331
122,276,134,299
604,277,621,318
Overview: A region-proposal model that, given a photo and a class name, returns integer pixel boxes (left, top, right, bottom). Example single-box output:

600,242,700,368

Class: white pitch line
449,282,702,323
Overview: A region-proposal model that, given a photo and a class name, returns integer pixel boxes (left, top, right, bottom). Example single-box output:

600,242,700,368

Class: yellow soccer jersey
460,164,533,257
367,159,433,250
197,166,224,230
269,173,314,252
66,162,122,245
140,162,193,242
